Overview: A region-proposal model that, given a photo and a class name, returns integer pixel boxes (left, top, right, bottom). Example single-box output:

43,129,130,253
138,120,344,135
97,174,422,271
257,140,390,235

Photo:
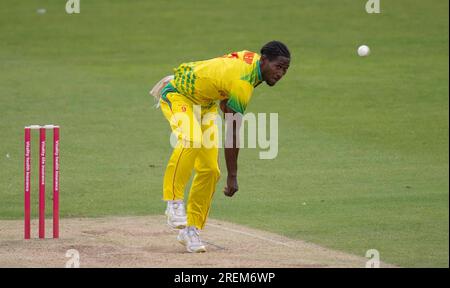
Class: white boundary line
208,223,295,248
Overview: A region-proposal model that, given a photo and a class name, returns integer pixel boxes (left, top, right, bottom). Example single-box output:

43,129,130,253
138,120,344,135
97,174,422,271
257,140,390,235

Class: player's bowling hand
224,175,238,197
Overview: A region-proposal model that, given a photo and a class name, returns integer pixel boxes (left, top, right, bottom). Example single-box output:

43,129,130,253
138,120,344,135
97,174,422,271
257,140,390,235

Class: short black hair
260,41,290,61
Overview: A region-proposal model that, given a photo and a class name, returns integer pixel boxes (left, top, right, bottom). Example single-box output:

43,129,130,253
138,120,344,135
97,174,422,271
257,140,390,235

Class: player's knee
205,166,220,180
213,167,220,180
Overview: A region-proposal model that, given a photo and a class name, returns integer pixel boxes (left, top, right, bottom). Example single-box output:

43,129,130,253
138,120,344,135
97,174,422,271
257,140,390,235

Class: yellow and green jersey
161,50,262,114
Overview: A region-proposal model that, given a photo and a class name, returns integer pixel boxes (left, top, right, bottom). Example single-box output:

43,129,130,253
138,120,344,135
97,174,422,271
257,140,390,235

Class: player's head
260,41,291,86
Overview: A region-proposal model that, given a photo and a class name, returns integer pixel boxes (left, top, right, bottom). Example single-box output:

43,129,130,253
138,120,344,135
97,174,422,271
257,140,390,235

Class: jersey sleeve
226,80,254,114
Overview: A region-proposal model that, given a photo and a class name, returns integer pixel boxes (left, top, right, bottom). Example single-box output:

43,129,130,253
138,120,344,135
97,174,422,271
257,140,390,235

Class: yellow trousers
160,92,220,230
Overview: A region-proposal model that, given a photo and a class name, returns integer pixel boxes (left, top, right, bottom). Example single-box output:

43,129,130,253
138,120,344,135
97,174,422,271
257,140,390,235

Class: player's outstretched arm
224,145,239,197
221,100,240,197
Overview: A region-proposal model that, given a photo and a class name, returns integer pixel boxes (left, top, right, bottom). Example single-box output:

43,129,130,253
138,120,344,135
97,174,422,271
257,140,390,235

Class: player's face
261,56,290,86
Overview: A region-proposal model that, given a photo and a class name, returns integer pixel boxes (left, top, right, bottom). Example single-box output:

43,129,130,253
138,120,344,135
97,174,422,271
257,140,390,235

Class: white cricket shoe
177,226,207,253
165,201,187,229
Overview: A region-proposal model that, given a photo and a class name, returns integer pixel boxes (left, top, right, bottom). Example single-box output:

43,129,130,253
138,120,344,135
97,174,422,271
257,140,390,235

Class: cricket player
150,41,290,253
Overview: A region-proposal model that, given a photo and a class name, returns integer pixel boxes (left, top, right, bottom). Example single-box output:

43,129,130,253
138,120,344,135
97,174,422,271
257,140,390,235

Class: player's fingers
225,186,238,197
224,186,235,197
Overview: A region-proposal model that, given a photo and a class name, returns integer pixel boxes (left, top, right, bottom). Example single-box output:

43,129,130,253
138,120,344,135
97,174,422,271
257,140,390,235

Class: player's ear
260,55,270,73
260,55,267,67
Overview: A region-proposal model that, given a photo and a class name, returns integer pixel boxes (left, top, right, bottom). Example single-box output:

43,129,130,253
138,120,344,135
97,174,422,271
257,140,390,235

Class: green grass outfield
0,0,448,267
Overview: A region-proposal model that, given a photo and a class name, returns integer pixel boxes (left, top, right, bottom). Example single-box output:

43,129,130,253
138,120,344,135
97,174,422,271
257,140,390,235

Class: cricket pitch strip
0,216,395,267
